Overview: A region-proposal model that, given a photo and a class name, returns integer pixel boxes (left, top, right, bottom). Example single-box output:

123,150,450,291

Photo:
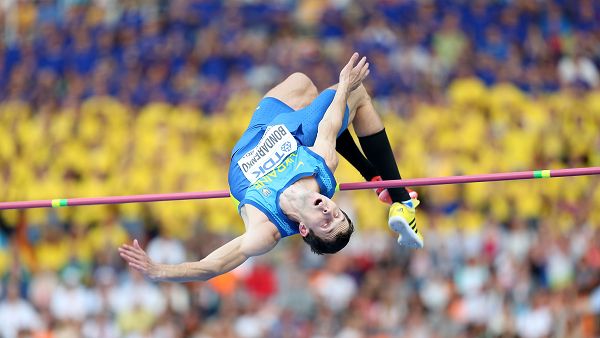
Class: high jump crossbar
1,167,599,210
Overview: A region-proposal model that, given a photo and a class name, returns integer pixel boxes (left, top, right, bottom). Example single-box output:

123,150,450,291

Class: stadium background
0,0,600,337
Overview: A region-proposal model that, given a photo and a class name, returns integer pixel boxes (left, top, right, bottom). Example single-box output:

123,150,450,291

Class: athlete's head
297,193,354,255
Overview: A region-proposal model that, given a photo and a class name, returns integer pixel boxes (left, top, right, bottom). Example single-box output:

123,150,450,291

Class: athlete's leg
264,72,318,110
232,73,318,155
345,84,423,248
337,85,382,136
336,129,380,181
313,84,379,185
348,84,412,202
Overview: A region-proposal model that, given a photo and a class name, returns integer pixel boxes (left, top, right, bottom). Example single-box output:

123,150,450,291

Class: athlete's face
297,192,349,240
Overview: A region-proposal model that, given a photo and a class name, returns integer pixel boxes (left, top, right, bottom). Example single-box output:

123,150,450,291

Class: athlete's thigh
270,89,349,146
232,73,317,156
344,84,383,137
264,72,318,110
232,96,295,156
326,84,362,126
246,96,294,130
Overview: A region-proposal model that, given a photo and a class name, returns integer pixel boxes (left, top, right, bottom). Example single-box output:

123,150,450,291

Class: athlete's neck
279,177,319,222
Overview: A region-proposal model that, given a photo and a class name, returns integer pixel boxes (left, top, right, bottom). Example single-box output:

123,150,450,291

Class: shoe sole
389,216,424,249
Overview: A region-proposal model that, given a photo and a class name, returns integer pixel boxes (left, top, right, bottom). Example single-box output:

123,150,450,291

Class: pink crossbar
1,167,599,210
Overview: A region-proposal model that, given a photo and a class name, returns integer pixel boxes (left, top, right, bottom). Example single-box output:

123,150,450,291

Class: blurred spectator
0,280,43,338
313,256,358,313
433,11,467,70
117,301,155,336
109,272,166,318
82,310,120,338
147,225,187,265
515,292,553,338
558,47,599,89
49,266,97,322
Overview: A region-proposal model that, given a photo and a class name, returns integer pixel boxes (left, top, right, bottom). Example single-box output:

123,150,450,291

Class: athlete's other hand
118,239,161,281
339,52,370,92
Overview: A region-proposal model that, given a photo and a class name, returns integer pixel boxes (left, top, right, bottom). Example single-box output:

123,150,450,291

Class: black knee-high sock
359,129,411,202
335,129,379,181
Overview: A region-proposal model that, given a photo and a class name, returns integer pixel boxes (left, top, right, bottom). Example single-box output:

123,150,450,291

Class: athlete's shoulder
307,143,339,173
240,204,282,241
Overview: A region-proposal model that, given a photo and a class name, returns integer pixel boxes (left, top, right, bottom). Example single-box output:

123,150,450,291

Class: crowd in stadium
2,0,599,113
1,0,600,337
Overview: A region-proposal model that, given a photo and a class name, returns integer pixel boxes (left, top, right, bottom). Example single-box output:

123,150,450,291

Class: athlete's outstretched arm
312,53,370,168
118,228,278,282
319,53,369,142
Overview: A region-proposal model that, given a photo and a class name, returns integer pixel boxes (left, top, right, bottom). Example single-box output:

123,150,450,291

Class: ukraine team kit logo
237,125,298,183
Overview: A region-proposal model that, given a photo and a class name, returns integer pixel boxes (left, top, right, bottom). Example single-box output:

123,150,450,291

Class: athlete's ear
299,223,309,237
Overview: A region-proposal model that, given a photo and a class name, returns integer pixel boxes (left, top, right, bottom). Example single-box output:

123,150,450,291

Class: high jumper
118,53,422,282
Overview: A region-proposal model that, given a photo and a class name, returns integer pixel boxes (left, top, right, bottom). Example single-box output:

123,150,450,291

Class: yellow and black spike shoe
388,199,423,249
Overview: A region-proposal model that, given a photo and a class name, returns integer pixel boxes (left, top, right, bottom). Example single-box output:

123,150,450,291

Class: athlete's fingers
120,247,146,261
348,52,359,65
354,56,367,72
119,253,137,266
122,240,144,254
118,246,147,261
118,246,132,256
119,253,135,265
119,244,142,255
121,243,137,250
359,62,370,79
353,57,366,72
128,262,146,272
120,244,133,251
346,53,359,68
119,250,144,263
340,56,352,75
119,251,143,261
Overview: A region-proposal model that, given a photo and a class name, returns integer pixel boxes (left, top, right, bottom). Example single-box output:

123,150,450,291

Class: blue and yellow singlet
229,126,336,237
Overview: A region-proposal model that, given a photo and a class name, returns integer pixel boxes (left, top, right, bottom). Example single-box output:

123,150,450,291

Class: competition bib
237,125,297,183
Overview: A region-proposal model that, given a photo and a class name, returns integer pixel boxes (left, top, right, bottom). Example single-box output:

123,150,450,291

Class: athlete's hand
118,239,161,281
339,52,370,92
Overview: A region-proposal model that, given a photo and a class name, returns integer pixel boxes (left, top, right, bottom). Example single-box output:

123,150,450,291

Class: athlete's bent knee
290,72,316,87
287,72,312,86
354,84,372,105
288,72,317,101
